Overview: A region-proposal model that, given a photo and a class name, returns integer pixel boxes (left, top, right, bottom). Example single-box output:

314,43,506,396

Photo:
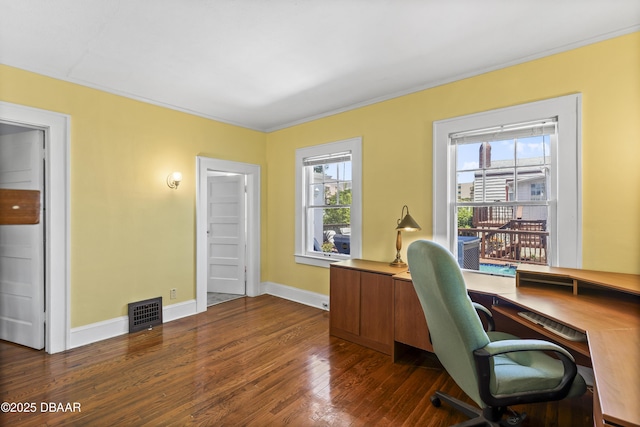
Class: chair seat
488,331,586,398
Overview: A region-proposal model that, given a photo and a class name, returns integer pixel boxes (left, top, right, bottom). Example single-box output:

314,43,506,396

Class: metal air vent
128,297,163,333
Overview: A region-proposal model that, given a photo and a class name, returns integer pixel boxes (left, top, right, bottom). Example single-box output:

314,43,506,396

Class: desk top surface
396,269,640,333
395,270,516,295
499,285,640,332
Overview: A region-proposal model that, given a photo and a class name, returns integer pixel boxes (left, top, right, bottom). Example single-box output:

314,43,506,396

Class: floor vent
128,297,163,333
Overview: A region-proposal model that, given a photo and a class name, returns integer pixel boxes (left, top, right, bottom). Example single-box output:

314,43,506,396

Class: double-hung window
452,120,555,273
433,95,581,274
295,137,362,267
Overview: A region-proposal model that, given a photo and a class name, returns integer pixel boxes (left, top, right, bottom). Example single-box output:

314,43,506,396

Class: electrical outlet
170,288,177,300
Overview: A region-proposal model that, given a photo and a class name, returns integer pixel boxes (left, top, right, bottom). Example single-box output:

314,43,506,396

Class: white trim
68,288,330,349
261,281,329,311
295,137,362,268
70,315,128,349
69,299,197,349
433,94,582,268
196,157,261,313
0,101,71,354
69,290,331,350
293,254,346,269
163,299,198,322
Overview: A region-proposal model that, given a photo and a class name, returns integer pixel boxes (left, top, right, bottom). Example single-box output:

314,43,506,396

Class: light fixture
167,171,182,189
390,205,421,267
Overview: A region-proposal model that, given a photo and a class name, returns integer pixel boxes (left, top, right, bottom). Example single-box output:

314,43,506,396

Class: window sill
295,253,349,268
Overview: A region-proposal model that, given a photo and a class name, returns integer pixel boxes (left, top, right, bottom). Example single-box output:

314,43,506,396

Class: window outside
306,154,352,255
295,137,362,267
454,123,555,276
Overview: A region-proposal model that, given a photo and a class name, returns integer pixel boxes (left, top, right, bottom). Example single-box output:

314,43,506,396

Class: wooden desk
588,329,640,427
391,266,640,427
392,270,515,355
516,264,640,296
392,271,515,357
512,266,640,427
393,271,432,353
329,260,406,355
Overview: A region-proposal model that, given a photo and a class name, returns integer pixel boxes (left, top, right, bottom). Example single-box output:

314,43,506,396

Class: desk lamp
390,205,421,267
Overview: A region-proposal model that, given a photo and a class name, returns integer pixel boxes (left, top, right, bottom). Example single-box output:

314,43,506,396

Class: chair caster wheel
430,396,441,407
501,410,527,426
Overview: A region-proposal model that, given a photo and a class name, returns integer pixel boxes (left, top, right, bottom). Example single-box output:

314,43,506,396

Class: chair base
431,391,526,427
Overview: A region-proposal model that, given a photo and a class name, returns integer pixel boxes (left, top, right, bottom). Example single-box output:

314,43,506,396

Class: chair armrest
473,339,578,407
480,339,575,361
472,302,495,332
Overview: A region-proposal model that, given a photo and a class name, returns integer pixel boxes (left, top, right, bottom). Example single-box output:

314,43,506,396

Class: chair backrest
407,239,490,407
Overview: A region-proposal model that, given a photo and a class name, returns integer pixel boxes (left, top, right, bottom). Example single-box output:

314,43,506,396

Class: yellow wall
0,65,267,327
1,32,638,328
265,32,640,295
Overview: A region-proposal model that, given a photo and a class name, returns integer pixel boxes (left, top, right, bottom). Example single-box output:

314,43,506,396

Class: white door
207,174,246,295
0,128,45,349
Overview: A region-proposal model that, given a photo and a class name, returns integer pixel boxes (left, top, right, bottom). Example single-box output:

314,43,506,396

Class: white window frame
295,137,362,268
433,94,582,269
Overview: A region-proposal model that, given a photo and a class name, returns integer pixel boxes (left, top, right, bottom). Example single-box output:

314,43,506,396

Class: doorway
0,124,45,349
0,101,70,354
206,172,246,307
196,157,260,313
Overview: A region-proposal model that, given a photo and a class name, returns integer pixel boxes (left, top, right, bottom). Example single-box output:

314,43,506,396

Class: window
295,137,362,267
433,95,582,273
453,121,555,273
530,182,545,200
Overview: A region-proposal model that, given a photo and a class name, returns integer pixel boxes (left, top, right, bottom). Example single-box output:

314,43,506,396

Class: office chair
406,240,586,427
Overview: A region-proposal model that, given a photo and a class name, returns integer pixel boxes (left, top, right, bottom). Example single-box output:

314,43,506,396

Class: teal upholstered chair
407,240,586,427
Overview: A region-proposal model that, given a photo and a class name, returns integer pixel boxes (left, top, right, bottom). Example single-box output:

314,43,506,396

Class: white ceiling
1,1,639,132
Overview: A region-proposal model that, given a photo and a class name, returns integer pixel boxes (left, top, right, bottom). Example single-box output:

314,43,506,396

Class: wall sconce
167,171,182,189
390,205,421,267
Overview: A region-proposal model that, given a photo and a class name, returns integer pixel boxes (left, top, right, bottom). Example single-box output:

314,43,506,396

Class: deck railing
472,206,515,228
458,227,549,265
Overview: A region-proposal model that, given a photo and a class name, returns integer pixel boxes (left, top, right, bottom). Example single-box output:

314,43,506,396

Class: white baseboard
69,315,128,349
164,299,198,322
69,299,197,349
69,285,326,349
261,281,329,311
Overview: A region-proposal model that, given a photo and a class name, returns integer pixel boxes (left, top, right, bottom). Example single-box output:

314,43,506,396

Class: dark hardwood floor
0,295,592,426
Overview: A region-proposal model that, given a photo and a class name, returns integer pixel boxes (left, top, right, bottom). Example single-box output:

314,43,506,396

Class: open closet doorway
0,124,45,349
195,157,260,313
0,101,70,354
206,171,246,306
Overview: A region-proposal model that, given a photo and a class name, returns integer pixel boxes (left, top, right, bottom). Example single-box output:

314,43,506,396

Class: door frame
196,156,260,312
0,101,71,354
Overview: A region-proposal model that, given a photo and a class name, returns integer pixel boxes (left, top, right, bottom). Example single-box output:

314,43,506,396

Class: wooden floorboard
0,295,592,426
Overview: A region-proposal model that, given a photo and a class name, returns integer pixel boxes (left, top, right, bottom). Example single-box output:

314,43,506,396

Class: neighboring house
462,142,550,269
473,143,549,227
474,159,548,223
457,182,473,201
